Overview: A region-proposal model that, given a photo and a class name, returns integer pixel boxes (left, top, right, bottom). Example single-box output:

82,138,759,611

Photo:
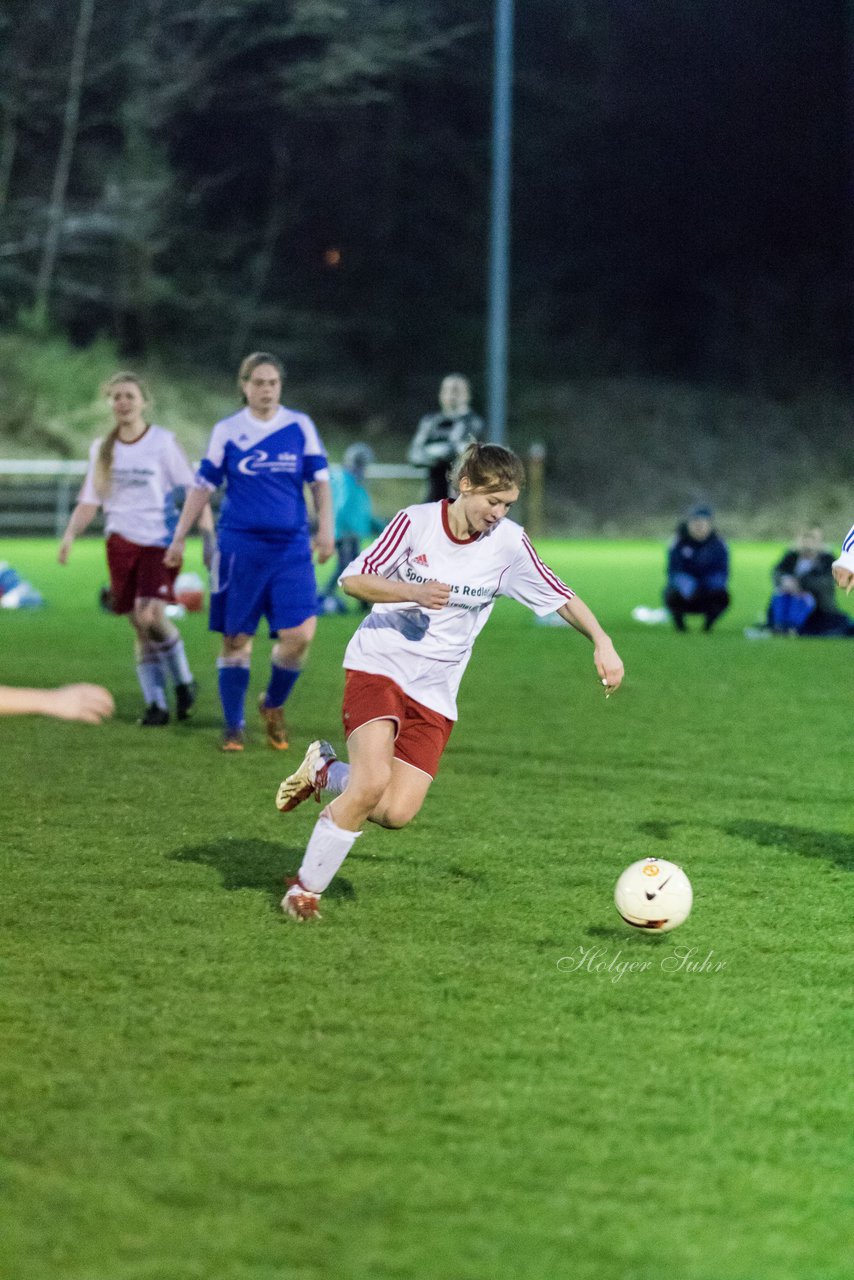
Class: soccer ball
174,571,205,612
614,858,692,932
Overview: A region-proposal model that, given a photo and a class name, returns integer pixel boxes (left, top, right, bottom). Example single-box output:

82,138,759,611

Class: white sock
155,634,193,686
135,643,168,709
325,761,350,796
298,810,361,894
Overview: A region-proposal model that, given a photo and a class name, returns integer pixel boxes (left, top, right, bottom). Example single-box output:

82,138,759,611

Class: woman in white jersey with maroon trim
832,523,854,593
58,372,214,725
275,443,624,920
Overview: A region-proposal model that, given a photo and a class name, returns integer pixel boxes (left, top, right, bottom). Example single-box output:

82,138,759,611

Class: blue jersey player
166,353,334,751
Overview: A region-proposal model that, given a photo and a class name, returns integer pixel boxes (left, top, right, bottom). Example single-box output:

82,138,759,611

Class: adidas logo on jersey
413,553,429,566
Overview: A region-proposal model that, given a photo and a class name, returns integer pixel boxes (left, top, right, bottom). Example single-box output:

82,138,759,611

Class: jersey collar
441,498,481,545
116,424,151,446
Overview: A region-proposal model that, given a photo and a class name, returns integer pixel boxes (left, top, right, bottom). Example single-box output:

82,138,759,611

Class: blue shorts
209,532,317,637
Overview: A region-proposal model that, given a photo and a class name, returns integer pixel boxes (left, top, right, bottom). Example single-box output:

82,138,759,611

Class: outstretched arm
0,684,114,723
164,486,213,568
557,595,625,694
58,503,100,563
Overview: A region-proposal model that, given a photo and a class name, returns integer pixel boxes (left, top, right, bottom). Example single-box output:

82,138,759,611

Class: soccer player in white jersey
165,353,334,751
275,442,625,920
58,372,214,725
832,524,854,593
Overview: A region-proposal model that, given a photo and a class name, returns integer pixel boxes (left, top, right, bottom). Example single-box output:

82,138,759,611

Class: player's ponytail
94,372,151,497
94,426,121,498
453,442,526,494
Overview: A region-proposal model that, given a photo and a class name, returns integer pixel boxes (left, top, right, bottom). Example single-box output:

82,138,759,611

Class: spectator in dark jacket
407,374,484,501
664,505,730,632
767,525,854,636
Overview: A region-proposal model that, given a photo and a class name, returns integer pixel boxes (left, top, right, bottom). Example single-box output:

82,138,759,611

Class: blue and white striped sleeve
833,523,854,574
299,415,330,484
195,422,227,491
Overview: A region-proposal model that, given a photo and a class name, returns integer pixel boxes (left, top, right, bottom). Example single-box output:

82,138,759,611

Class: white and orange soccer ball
614,857,692,932
174,571,205,612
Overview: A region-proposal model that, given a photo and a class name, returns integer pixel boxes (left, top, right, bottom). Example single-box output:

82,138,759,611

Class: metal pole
485,0,515,445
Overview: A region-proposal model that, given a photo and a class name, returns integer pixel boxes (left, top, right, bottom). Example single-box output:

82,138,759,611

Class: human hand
594,641,624,697
164,539,184,569
58,539,72,565
833,564,854,594
312,533,336,564
413,580,451,610
47,684,115,724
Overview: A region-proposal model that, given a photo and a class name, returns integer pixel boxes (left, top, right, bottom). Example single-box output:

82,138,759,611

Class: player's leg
104,535,159,722
129,603,170,725
367,759,433,828
261,541,319,748
259,616,317,750
218,633,253,749
282,719,396,920
209,542,267,748
133,583,197,719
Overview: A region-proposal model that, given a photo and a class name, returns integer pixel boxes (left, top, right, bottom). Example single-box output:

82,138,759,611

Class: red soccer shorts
341,669,454,780
106,533,178,615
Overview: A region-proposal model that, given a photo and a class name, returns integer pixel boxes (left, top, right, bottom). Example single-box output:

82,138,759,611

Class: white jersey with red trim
339,500,574,720
78,425,196,547
834,522,854,575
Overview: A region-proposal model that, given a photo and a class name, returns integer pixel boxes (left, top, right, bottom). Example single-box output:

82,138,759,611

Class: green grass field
1,538,852,1280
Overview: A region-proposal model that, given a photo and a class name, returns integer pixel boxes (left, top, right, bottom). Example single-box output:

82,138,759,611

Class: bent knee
371,800,421,830
132,602,160,633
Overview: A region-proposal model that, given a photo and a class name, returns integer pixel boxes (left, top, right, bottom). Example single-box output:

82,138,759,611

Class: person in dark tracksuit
664,505,730,632
407,374,484,502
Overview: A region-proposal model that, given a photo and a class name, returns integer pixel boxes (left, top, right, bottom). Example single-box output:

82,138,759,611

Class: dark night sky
510,0,850,382
1,0,850,389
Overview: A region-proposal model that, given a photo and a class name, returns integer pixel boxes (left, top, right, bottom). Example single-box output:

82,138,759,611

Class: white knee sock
135,641,168,709
154,633,193,686
298,810,361,894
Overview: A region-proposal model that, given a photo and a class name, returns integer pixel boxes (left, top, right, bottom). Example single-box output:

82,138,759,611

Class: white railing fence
0,460,426,538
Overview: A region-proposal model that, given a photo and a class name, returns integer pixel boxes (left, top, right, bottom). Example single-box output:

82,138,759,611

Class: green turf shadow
167,839,356,902
723,820,854,872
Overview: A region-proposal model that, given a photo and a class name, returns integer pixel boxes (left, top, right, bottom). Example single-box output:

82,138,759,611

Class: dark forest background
0,0,851,530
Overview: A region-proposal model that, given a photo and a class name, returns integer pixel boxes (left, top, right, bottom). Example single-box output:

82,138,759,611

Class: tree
33,0,97,325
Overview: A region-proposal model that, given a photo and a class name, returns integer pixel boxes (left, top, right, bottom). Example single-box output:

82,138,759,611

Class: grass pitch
1,538,852,1280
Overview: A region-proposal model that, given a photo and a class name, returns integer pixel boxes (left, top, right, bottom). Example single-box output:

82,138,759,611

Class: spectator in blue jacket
664,505,730,632
318,444,385,614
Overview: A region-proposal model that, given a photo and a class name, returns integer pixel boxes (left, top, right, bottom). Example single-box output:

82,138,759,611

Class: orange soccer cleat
281,877,322,921
258,694,289,750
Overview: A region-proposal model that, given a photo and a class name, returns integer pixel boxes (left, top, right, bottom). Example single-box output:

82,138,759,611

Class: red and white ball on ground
174,571,205,612
614,857,692,932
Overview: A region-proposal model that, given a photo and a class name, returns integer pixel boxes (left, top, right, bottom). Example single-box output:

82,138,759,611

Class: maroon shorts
342,670,454,780
106,533,177,615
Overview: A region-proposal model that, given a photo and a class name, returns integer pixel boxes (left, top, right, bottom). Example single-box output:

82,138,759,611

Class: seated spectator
767,525,854,636
407,373,484,501
664,505,730,632
317,444,385,615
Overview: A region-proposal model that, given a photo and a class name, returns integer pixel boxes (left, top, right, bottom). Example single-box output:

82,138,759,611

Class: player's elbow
341,576,361,599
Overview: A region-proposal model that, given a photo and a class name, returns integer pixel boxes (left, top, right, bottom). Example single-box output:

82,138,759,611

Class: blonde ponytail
94,426,121,498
